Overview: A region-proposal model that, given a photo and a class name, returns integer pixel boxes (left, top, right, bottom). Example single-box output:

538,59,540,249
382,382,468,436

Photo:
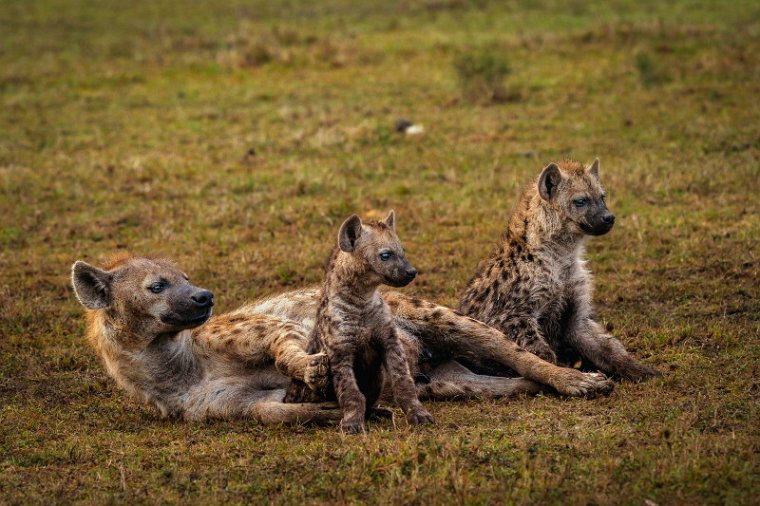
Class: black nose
602,213,615,225
191,290,214,307
405,267,417,279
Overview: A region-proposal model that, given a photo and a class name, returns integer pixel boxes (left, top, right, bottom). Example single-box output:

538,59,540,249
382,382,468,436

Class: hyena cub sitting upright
459,159,660,381
285,211,434,433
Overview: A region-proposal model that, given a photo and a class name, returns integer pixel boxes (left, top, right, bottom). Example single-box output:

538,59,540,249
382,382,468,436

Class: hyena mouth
384,275,416,288
580,222,614,236
160,309,213,328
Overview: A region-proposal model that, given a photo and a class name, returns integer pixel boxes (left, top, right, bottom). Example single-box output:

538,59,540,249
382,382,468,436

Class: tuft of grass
453,47,514,103
634,52,672,87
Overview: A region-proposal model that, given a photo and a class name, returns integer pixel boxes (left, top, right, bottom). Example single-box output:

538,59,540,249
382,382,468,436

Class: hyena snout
191,290,214,308
160,286,215,328
386,263,417,287
584,210,615,236
401,265,417,284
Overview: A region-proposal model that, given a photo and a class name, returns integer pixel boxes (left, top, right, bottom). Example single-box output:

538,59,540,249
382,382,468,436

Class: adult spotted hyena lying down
71,251,612,423
72,254,337,424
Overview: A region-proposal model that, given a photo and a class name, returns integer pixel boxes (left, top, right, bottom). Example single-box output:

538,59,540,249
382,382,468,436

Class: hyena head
537,158,615,236
71,255,214,337
337,210,417,288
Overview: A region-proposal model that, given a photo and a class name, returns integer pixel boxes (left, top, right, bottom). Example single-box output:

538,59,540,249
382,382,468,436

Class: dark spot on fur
414,372,431,384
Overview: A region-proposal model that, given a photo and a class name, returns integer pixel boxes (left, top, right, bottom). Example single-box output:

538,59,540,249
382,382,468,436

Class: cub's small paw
340,417,366,434
368,407,394,420
618,362,663,382
304,352,330,392
527,342,558,364
406,408,434,426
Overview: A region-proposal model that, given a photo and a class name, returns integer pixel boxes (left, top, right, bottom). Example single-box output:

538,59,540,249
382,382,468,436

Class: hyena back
459,159,660,381
286,211,433,433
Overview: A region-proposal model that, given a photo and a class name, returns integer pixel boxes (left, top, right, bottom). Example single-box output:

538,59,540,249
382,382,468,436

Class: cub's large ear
338,214,363,253
587,158,600,180
538,162,562,201
384,210,396,231
71,261,113,309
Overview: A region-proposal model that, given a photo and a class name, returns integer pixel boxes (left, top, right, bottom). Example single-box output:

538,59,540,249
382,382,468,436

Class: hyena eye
573,198,589,208
149,282,166,294
379,251,393,261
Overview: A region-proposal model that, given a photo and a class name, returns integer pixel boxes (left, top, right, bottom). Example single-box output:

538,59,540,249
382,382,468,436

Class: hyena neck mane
504,187,586,258
85,309,202,414
322,246,383,306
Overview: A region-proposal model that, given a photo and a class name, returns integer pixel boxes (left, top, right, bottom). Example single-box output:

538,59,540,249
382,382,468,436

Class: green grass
1,0,758,503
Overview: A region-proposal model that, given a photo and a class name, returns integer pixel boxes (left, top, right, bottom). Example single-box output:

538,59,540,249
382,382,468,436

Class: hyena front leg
382,327,434,426
246,390,341,425
188,384,340,424
269,322,329,392
330,351,368,434
386,292,613,398
499,316,558,364
202,314,328,391
566,309,661,382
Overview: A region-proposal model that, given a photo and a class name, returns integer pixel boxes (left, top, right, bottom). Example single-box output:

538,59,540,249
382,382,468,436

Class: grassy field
1,0,759,503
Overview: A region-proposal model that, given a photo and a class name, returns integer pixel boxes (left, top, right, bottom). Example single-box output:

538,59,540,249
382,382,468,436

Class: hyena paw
617,361,663,382
554,369,614,398
406,407,434,426
304,352,330,392
368,407,394,420
340,416,366,434
526,342,558,364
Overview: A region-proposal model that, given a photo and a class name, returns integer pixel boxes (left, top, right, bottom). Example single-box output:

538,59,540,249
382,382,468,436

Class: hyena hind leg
418,360,549,400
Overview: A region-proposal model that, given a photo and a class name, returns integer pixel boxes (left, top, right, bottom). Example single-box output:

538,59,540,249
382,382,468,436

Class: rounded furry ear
538,163,562,201
384,210,395,231
587,158,600,180
71,261,113,309
338,215,363,253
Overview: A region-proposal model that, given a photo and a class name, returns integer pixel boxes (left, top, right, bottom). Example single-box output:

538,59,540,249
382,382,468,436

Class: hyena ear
338,214,363,253
71,261,113,309
587,158,600,180
538,163,562,201
384,210,396,231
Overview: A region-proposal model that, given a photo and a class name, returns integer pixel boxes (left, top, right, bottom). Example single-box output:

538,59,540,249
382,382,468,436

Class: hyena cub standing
286,211,434,433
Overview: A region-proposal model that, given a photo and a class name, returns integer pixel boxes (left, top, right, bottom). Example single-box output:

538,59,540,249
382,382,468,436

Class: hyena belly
536,261,584,366
538,296,578,366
